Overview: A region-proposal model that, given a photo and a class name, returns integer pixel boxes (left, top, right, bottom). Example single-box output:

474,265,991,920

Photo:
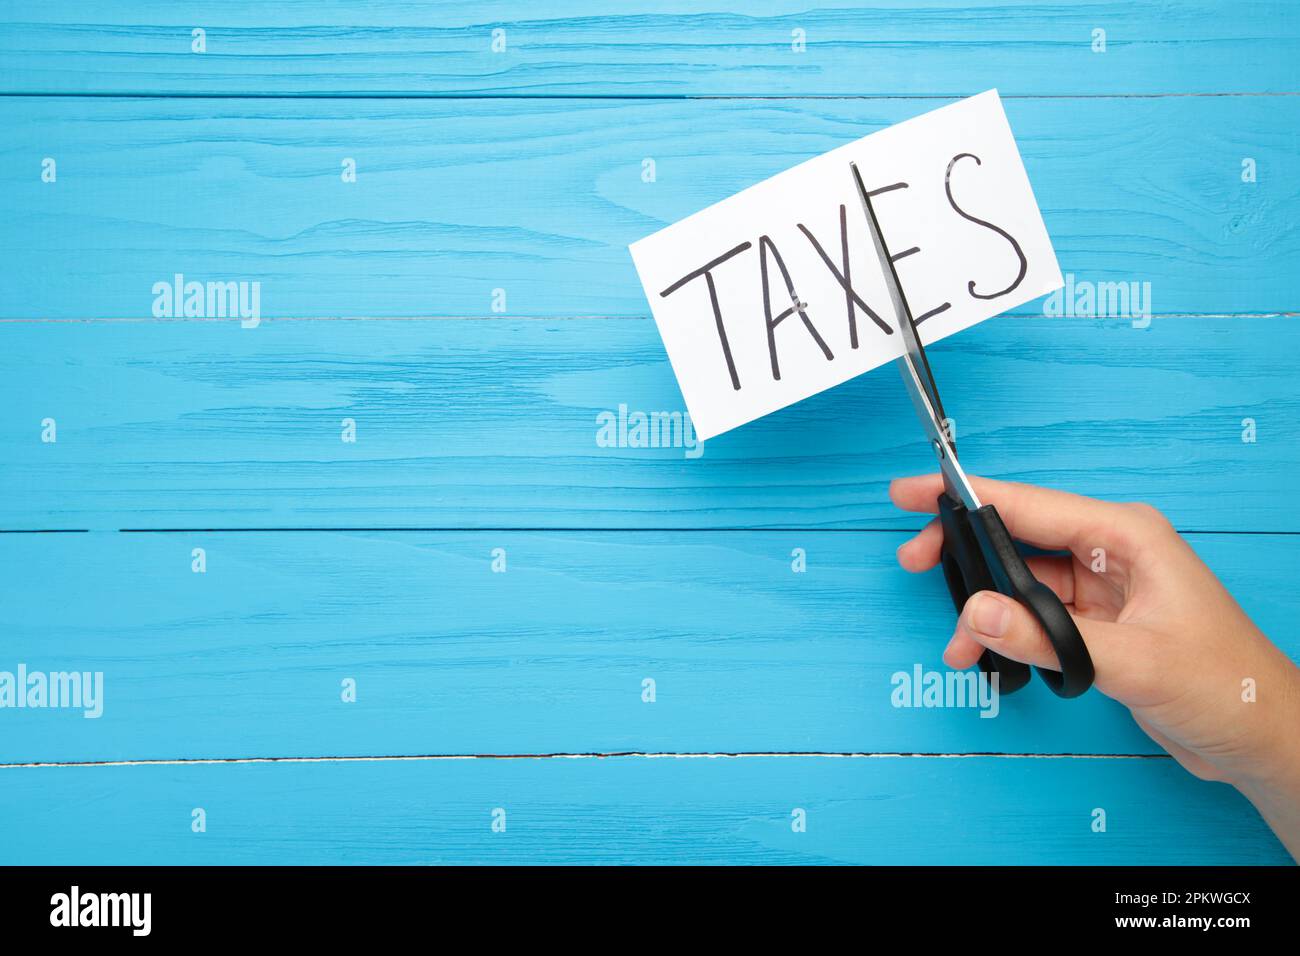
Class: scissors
849,162,1095,699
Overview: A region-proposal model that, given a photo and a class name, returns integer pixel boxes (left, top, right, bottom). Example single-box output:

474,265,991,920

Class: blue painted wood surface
1,1,1296,864
0,757,1289,865
1,317,1295,531
0,96,1294,318
2,1,1297,96
1,530,1294,763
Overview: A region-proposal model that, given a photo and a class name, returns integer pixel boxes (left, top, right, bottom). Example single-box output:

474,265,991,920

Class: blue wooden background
1,2,1297,864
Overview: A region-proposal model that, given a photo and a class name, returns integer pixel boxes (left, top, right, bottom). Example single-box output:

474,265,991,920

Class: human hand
891,474,1300,856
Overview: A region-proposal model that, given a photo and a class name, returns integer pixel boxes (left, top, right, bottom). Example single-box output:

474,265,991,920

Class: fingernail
966,593,1010,639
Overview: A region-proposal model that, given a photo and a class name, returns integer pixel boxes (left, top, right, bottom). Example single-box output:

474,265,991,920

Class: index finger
889,473,1122,555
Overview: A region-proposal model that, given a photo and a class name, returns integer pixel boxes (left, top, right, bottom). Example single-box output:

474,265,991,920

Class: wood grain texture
1,95,1296,318
4,4,1298,867
1,316,1294,531
0,756,1287,864
2,530,1293,763
2,1,1297,96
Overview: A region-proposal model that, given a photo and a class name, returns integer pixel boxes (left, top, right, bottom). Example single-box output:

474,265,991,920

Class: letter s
945,152,1028,301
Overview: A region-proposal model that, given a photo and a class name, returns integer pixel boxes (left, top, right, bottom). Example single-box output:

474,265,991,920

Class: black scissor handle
937,494,1095,699
937,495,1031,694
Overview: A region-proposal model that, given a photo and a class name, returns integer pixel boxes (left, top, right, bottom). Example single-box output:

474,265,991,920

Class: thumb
956,590,1131,684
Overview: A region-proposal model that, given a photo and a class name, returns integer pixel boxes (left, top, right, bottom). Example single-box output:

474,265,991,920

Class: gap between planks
2,92,1299,101
4,529,1299,535
1,312,1297,324
0,751,1174,770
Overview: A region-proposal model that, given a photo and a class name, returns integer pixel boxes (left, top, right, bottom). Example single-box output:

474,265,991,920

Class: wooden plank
2,1,1296,97
0,756,1287,864
2,530,1293,763
1,95,1295,318
1,316,1295,531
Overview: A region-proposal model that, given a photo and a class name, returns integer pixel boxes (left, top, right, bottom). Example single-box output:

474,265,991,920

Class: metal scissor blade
895,353,981,511
849,161,980,511
849,162,945,421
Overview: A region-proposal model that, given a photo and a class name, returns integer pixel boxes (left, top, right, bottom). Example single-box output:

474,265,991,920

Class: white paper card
629,90,1062,441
